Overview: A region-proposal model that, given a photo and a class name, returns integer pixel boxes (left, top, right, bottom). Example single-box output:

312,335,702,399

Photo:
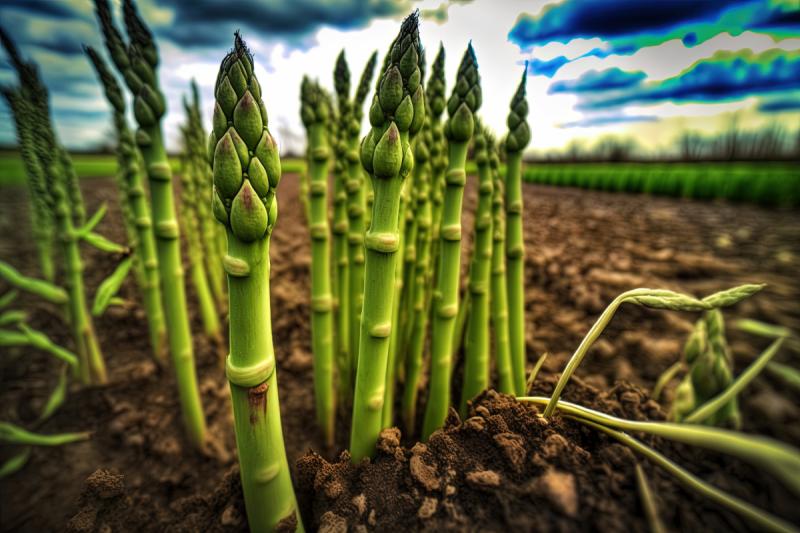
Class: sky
0,0,798,157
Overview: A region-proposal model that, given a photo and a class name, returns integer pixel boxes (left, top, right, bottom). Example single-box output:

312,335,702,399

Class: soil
1,173,798,532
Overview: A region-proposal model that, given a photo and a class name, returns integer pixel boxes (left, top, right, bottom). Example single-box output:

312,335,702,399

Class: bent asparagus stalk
301,77,336,447
460,124,494,416
422,43,481,440
504,69,532,396
94,0,206,445
350,12,425,461
211,33,302,532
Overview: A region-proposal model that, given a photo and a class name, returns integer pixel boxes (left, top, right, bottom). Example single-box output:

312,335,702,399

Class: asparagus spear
350,12,425,461
1,88,54,282
460,124,494,416
301,77,336,447
489,140,514,394
179,120,221,341
185,80,227,306
85,46,167,361
94,0,206,445
504,68,531,395
347,51,378,383
426,44,447,280
402,119,433,433
333,51,352,400
1,29,107,385
422,43,481,440
211,33,302,531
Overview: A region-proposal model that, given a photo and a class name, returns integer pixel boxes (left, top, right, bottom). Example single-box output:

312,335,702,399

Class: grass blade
635,463,666,533
572,417,797,533
0,421,90,446
0,260,68,304
92,256,133,316
39,364,69,422
521,396,800,496
0,447,31,479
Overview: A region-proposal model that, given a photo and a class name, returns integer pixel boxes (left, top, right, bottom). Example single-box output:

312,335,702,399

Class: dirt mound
295,379,800,531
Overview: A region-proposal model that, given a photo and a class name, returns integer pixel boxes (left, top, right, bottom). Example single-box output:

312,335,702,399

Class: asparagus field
1,5,799,533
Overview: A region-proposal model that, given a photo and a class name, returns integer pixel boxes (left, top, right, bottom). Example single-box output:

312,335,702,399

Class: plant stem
307,120,336,447
423,139,469,439
460,130,493,416
505,149,526,396
225,235,302,531
685,337,784,424
573,417,796,533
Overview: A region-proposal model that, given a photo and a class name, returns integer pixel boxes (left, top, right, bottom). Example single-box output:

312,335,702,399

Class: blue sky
0,0,798,155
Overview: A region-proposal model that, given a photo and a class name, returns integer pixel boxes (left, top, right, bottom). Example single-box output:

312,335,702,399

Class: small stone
463,416,486,432
417,497,438,519
410,454,440,491
86,469,124,499
220,504,243,526
319,511,347,533
445,485,456,496
152,436,181,457
542,433,570,459
466,470,501,488
376,427,401,454
537,469,578,517
352,493,367,516
324,480,343,500
493,432,527,472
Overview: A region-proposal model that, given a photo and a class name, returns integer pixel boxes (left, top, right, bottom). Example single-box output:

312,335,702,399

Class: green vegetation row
523,162,800,207
0,151,305,187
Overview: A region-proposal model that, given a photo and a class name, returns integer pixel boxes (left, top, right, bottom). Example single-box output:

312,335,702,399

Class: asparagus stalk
672,310,740,426
489,141,514,394
186,81,227,306
85,46,167,361
94,0,206,445
179,122,222,340
460,124,494,416
350,12,425,460
333,51,352,400
1,29,107,384
422,44,481,440
504,69,531,395
383,47,426,429
211,34,302,531
301,77,336,446
1,88,54,282
426,44,447,280
402,120,433,433
347,51,378,382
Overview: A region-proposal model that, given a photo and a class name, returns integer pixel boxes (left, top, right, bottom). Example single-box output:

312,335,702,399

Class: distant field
524,162,800,207
0,152,306,186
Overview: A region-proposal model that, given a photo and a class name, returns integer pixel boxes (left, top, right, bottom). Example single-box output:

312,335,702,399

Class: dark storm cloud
578,49,800,110
550,68,646,94
560,114,657,128
759,97,800,113
508,0,798,78
156,0,412,48
510,0,732,46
